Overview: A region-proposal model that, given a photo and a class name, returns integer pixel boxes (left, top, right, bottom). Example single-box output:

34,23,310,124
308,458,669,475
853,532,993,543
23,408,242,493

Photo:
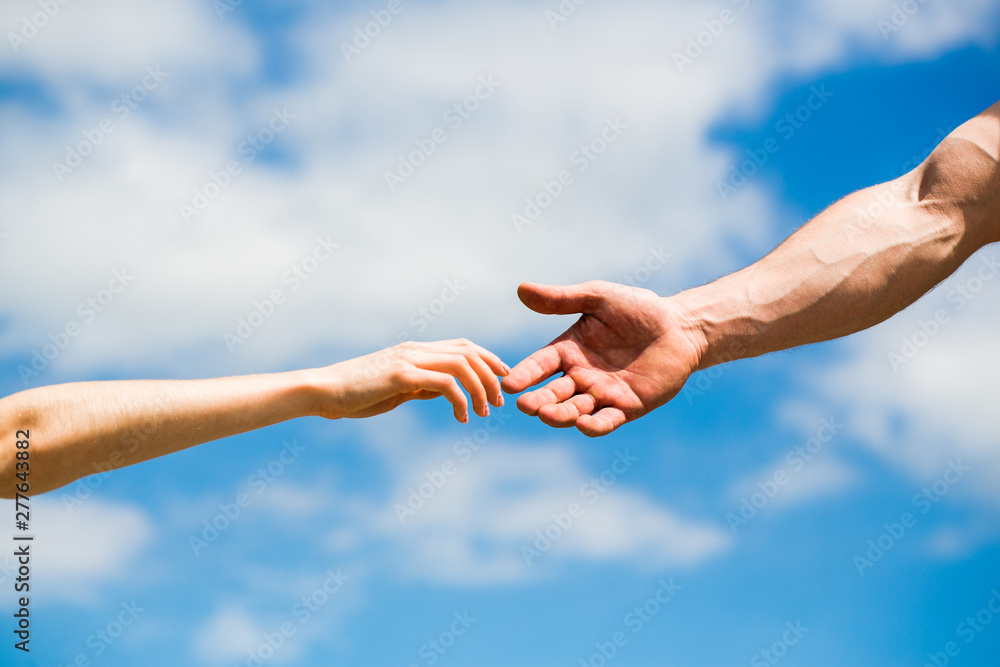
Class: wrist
285,368,337,419
670,283,754,371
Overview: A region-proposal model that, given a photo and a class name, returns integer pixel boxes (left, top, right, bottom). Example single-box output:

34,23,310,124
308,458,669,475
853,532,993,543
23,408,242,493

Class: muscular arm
675,101,1000,367
0,340,507,497
504,101,1000,436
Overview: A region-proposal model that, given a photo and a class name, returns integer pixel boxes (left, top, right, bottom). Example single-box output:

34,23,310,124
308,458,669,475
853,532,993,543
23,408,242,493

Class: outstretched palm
502,281,704,436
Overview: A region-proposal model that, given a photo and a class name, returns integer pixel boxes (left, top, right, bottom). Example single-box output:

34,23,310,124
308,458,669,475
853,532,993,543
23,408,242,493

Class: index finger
441,338,510,378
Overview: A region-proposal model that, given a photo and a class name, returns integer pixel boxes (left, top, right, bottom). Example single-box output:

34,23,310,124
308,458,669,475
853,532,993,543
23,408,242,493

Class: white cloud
797,249,1000,503
7,0,993,378
0,0,257,85
1,496,155,603
253,482,332,516
760,0,998,78
924,520,1000,561
187,560,363,665
191,603,314,665
333,414,732,583
193,607,263,665
728,457,856,512
1,0,996,518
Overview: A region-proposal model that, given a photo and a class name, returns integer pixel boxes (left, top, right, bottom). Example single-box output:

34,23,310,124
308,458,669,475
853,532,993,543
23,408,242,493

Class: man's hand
501,281,704,437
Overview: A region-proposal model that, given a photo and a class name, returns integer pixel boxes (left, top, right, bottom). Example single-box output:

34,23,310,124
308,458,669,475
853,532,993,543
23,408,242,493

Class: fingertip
451,395,469,424
515,393,539,416
501,373,525,394
576,414,611,438
477,346,509,378
516,281,548,307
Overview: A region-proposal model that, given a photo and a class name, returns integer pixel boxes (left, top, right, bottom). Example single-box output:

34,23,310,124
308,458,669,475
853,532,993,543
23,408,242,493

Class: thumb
516,281,606,315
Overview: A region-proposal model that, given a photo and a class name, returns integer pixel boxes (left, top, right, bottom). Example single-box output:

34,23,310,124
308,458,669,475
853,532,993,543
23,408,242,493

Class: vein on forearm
684,183,974,368
681,102,1000,370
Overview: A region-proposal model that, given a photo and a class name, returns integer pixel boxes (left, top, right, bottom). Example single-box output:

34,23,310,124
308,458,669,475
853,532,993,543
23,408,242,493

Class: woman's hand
307,339,510,423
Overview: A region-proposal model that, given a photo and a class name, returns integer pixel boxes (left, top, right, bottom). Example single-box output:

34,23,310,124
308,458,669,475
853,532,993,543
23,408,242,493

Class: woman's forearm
0,340,508,497
0,371,316,497
676,102,1000,369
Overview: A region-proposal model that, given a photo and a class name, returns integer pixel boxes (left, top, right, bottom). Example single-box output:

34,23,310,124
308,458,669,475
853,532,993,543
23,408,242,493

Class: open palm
501,281,704,436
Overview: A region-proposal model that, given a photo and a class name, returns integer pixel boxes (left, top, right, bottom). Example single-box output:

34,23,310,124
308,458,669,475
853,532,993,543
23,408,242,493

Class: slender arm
0,340,507,497
1,373,313,498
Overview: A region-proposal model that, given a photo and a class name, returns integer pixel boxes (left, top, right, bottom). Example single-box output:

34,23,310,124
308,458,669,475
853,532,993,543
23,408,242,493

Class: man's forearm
0,372,316,497
675,103,1000,369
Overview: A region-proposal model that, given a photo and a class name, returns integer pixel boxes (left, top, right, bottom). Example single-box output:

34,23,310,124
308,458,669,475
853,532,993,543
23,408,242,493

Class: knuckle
392,367,416,387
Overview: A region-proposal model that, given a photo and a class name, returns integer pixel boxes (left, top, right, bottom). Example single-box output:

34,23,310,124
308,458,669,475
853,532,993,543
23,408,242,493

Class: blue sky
1,1,1000,665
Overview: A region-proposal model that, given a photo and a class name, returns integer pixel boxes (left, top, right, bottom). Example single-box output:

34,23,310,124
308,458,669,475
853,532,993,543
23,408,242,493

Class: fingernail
463,413,469,423
485,406,490,417
498,394,505,407
501,363,511,375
